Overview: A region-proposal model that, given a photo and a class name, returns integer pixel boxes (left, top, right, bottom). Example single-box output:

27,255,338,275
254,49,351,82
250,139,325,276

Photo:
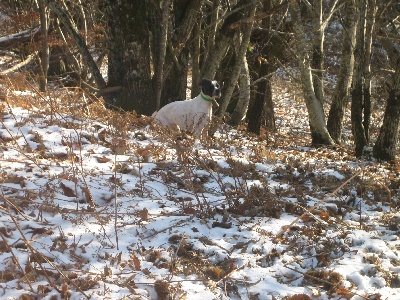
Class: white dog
153,79,220,136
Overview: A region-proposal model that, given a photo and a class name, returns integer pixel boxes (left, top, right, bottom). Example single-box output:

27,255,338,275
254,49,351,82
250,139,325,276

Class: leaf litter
0,80,399,300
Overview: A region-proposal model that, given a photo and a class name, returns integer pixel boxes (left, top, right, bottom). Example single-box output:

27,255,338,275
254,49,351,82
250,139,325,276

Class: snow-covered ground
0,81,399,300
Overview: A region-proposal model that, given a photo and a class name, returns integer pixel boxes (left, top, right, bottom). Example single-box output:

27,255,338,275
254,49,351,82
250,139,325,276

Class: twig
0,231,35,292
283,265,369,300
274,169,363,241
3,204,91,299
114,151,119,250
0,51,38,75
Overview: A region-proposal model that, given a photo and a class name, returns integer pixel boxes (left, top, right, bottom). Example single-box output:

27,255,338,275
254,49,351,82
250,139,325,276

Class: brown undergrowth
0,75,399,299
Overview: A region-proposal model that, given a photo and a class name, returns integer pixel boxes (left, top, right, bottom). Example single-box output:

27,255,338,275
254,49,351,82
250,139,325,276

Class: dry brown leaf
300,214,315,222
131,253,141,271
4,174,25,185
335,286,353,299
287,294,312,300
319,211,330,221
183,207,196,215
60,182,76,197
104,266,112,277
138,208,149,221
80,186,94,205
98,128,106,141
61,282,69,299
95,156,111,163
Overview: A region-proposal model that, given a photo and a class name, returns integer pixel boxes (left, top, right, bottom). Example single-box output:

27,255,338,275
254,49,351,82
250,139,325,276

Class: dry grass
0,75,399,299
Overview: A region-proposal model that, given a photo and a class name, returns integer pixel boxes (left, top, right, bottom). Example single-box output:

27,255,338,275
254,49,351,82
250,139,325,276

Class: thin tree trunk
362,0,377,143
201,0,249,81
38,1,49,92
263,71,275,131
327,0,357,143
229,55,250,125
351,0,368,157
311,0,324,105
154,0,170,110
217,3,256,117
247,0,275,134
373,58,400,161
289,0,334,145
204,0,219,65
161,0,203,106
39,0,106,90
191,21,201,98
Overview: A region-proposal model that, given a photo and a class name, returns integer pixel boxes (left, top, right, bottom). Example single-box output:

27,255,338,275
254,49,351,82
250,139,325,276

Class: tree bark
217,2,256,117
327,0,357,143
229,55,250,125
247,0,276,134
362,0,377,143
38,1,49,92
201,0,250,81
161,0,203,106
311,0,324,105
351,0,368,156
106,0,154,114
373,89,400,161
289,0,334,145
191,22,201,98
153,0,170,110
373,36,400,160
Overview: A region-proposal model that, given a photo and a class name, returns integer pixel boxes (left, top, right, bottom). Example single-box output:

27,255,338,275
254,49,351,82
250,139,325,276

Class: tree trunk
247,0,276,134
373,37,400,160
153,0,170,110
311,0,324,105
373,89,400,161
217,3,256,117
39,0,106,90
161,0,203,106
201,0,250,81
362,0,377,143
38,1,49,92
106,0,154,114
229,55,250,125
190,22,201,98
263,71,275,131
351,0,368,156
289,0,334,145
327,0,357,143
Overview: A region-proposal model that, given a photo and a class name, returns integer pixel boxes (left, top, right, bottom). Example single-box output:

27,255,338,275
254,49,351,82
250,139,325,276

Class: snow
0,86,399,300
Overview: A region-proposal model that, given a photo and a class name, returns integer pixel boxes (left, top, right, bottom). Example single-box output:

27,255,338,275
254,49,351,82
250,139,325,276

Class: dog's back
153,79,219,136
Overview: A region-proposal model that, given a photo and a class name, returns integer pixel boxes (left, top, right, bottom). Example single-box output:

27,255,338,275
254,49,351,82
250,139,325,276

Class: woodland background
1,1,400,299
0,0,400,159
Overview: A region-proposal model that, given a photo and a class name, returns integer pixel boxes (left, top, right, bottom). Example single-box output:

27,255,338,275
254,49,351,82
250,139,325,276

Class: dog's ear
200,79,208,87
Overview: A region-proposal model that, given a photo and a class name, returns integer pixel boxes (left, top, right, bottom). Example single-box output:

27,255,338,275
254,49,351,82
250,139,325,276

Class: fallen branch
274,169,363,241
0,27,40,50
0,51,38,75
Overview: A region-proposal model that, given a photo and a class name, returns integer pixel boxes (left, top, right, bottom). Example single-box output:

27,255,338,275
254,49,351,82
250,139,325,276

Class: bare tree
327,0,358,143
247,0,278,134
39,0,106,90
38,1,49,92
373,58,400,161
229,55,251,125
351,0,376,157
217,2,256,117
289,0,334,145
153,0,170,110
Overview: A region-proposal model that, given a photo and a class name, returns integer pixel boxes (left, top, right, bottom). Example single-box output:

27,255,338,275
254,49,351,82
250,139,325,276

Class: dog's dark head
200,79,220,98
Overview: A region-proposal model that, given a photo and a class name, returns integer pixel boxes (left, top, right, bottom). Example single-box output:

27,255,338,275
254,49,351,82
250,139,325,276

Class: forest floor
0,74,399,300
